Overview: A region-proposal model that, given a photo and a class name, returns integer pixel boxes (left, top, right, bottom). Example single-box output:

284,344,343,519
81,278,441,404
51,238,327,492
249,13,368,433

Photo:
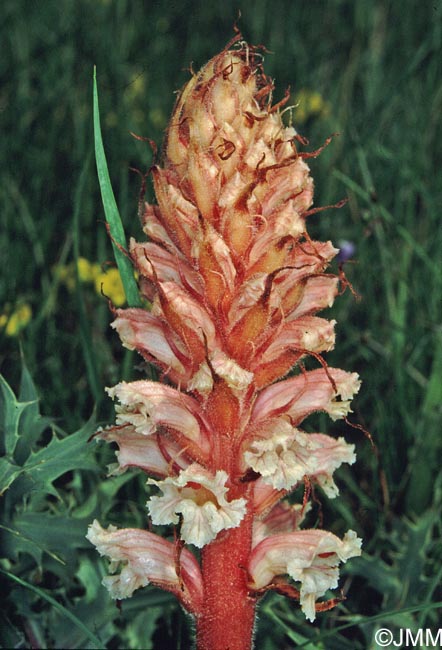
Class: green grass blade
93,67,141,308
333,168,441,282
0,569,105,649
294,601,442,649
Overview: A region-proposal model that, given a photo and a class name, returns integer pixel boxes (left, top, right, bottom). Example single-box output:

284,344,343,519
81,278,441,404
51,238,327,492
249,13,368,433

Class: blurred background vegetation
1,1,441,648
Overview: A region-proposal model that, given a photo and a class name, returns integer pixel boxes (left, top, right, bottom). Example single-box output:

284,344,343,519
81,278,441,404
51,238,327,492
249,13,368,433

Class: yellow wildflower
294,88,330,124
77,257,97,283
0,303,32,337
53,258,103,292
90,263,102,280
94,267,126,307
53,263,75,291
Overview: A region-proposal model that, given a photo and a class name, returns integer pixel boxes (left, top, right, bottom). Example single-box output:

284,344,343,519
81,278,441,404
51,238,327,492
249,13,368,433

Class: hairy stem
196,494,256,650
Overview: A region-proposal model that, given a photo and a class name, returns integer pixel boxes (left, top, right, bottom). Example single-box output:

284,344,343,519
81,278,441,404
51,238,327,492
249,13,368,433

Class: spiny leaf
0,368,51,471
0,457,22,496
0,374,33,457
22,417,97,497
16,358,51,464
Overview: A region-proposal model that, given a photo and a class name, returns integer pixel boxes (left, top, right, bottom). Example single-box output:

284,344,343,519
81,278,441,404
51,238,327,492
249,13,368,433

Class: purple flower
337,239,356,263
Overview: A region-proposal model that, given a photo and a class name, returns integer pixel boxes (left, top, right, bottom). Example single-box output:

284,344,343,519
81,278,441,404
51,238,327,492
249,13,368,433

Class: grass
1,0,441,648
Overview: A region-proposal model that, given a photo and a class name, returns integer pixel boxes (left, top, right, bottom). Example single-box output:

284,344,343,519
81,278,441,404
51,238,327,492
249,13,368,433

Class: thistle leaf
0,457,22,496
22,417,97,497
0,374,32,457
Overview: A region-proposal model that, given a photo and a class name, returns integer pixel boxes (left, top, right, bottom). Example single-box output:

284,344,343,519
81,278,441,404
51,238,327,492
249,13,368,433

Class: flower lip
106,380,213,456
244,421,315,491
86,520,204,614
251,367,361,425
147,464,247,548
248,528,362,621
243,421,356,495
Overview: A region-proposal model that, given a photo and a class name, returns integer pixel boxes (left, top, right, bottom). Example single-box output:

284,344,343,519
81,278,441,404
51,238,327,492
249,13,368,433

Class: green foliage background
1,1,441,648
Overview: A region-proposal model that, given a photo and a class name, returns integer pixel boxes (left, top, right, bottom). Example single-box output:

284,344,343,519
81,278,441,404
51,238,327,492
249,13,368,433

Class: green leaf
0,368,51,473
0,569,105,650
423,327,442,414
15,358,51,464
346,555,401,601
93,67,141,308
0,457,22,496
393,512,436,600
295,602,442,649
22,417,97,497
261,602,321,650
126,606,163,650
0,374,32,457
2,512,92,567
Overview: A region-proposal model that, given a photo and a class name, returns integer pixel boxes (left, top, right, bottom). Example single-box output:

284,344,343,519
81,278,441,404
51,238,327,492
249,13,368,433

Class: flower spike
89,35,363,650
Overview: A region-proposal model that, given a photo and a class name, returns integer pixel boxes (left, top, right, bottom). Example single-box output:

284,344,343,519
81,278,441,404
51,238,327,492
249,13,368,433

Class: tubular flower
147,464,247,547
86,520,203,614
243,419,356,492
88,35,363,650
248,529,362,622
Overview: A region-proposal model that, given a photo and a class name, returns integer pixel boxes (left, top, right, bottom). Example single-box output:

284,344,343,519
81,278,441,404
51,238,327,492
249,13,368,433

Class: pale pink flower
147,464,247,548
252,500,310,546
112,309,191,382
96,424,188,477
86,520,203,614
89,36,364,648
251,367,361,424
243,419,355,492
248,529,362,621
107,380,213,459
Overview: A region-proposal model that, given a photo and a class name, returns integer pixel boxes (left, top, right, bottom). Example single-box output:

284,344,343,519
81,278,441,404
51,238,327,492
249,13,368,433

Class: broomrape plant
88,35,362,650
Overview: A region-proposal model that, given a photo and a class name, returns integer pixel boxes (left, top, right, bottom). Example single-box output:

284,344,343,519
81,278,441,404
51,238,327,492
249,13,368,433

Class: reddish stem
196,495,256,650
